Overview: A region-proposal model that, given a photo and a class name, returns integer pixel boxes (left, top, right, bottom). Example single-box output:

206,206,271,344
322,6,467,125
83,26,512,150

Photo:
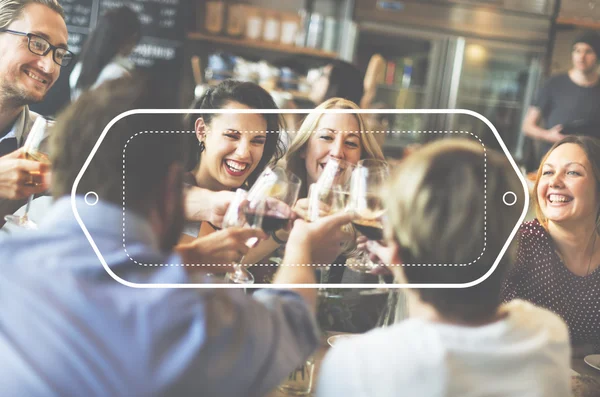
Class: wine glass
295,157,354,223
315,157,356,191
306,183,349,222
223,167,302,284
346,159,389,273
222,188,259,284
246,166,301,235
4,117,53,229
306,182,352,285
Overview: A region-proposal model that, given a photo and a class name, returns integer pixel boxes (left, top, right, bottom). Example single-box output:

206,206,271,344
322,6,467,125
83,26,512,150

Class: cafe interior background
31,0,599,168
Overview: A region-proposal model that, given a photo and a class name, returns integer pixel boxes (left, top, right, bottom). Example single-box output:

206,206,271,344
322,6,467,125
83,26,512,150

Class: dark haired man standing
523,31,600,163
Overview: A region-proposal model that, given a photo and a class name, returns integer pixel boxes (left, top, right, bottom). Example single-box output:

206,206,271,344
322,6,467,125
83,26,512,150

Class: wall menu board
62,0,185,67
32,0,186,116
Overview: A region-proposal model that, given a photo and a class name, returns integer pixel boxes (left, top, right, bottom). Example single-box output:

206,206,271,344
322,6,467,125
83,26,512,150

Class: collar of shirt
0,106,35,146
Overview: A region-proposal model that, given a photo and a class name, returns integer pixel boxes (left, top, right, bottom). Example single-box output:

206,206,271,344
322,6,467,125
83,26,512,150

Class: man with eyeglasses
0,0,71,226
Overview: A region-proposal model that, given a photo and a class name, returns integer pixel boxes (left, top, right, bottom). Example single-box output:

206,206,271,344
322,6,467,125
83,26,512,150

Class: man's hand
185,187,237,228
177,227,267,271
284,211,355,266
0,148,50,200
546,124,566,143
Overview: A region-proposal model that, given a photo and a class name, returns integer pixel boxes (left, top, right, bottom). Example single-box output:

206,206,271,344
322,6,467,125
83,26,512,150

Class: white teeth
225,160,247,172
25,70,46,84
549,194,572,203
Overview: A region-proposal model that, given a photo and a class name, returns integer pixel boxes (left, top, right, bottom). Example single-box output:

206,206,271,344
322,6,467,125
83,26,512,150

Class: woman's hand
356,236,393,276
292,197,331,221
177,227,267,271
184,187,237,228
285,212,355,265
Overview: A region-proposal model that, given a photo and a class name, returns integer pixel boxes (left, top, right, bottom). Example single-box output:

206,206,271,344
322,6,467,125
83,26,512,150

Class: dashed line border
121,129,487,267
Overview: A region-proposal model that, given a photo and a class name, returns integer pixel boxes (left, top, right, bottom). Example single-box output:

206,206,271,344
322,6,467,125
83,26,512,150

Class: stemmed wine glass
222,189,260,284
315,157,356,191
306,183,349,223
347,158,389,273
294,157,355,222
4,117,53,229
223,167,302,284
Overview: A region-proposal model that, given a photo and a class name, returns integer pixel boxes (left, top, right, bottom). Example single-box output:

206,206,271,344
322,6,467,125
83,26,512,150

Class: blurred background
32,0,600,163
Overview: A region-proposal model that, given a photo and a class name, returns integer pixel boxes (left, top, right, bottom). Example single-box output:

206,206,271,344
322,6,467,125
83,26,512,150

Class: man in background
0,0,70,224
522,31,600,164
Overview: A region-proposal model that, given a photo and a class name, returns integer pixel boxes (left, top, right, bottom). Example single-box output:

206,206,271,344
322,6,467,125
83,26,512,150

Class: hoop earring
199,141,205,153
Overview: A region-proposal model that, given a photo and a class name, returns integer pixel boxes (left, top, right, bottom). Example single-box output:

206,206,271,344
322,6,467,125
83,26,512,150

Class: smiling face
196,101,268,191
0,4,67,106
572,42,598,75
302,113,362,185
537,143,600,226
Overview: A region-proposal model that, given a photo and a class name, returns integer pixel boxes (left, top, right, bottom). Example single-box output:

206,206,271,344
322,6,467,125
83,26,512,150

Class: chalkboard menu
31,0,186,116
61,0,185,66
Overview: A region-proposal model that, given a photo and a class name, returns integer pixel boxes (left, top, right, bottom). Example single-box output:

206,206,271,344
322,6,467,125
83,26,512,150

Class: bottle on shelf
204,1,225,34
226,3,245,37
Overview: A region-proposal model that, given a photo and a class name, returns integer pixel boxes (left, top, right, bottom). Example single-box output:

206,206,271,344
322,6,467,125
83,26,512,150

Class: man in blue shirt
0,77,353,396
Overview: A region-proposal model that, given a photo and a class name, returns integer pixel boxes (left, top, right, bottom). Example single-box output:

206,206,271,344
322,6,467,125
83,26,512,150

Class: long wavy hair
75,6,141,91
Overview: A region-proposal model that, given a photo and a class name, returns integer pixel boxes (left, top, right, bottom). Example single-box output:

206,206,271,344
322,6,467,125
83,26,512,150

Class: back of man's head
384,139,523,323
0,0,64,28
50,77,186,217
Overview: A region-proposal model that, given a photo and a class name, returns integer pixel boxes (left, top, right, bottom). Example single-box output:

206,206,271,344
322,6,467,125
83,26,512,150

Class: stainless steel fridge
352,0,556,159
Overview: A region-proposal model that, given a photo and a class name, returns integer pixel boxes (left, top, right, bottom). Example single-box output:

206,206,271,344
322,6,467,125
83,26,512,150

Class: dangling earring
199,141,205,153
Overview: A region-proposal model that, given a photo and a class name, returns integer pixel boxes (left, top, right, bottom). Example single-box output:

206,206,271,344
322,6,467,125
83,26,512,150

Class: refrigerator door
442,38,545,155
356,22,449,155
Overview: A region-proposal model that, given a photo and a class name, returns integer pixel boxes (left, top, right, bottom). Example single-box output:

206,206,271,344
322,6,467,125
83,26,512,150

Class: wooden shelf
187,32,339,59
556,17,600,30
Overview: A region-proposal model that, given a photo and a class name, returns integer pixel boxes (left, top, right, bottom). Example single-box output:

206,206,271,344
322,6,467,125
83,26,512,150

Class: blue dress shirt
0,197,319,397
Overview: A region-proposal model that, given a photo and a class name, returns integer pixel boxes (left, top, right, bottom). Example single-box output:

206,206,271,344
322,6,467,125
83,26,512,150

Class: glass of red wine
246,166,301,232
221,188,259,284
347,158,389,273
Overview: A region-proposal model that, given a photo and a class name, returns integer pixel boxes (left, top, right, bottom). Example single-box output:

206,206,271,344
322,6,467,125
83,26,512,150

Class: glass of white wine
4,117,53,229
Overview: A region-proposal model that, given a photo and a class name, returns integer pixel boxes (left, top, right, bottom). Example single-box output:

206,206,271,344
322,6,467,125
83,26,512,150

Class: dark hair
323,60,364,105
384,140,523,323
51,77,186,216
75,6,141,91
573,30,600,58
186,79,285,187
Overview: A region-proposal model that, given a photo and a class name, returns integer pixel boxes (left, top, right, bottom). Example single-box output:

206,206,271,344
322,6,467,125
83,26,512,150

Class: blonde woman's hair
285,97,385,198
383,139,523,322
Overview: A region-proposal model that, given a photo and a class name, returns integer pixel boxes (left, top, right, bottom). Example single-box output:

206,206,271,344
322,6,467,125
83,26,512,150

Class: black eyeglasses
0,29,74,67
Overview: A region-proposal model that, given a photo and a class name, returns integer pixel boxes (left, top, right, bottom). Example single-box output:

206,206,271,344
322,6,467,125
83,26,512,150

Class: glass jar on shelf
204,1,225,34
